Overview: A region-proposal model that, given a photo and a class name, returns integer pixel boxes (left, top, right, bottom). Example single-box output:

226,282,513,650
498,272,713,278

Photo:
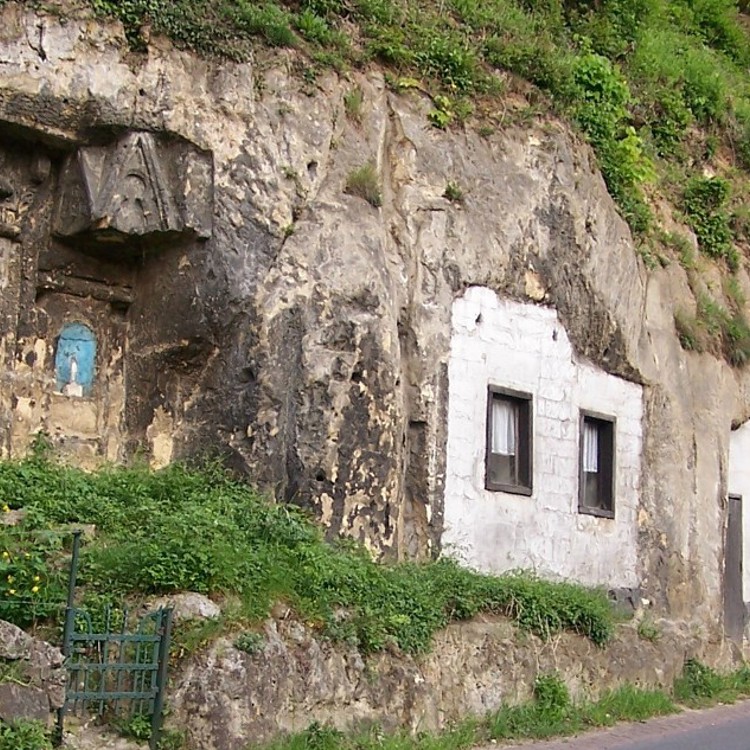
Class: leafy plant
533,673,570,717
674,310,704,352
683,176,737,267
636,617,661,642
345,162,382,207
234,631,265,654
674,659,723,704
0,525,67,629
158,729,187,750
443,181,464,203
0,720,52,750
118,713,152,741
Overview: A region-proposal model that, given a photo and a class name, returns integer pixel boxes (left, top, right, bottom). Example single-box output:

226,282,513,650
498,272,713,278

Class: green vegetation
443,181,465,203
343,87,364,122
0,522,66,629
254,678,678,750
674,658,750,706
0,447,614,653
345,162,382,207
683,176,737,268
636,616,661,642
233,630,265,654
0,720,52,750
673,287,750,366
488,678,676,741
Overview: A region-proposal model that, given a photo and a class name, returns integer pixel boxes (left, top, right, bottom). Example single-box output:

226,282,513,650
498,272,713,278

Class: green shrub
674,310,704,352
413,31,478,92
296,9,334,45
683,176,736,265
533,673,570,716
568,52,653,232
674,659,724,702
443,181,464,202
343,87,364,122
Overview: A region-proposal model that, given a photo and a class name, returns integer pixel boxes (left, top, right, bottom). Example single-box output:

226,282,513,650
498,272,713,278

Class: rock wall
0,619,65,726
0,1,748,635
169,615,731,750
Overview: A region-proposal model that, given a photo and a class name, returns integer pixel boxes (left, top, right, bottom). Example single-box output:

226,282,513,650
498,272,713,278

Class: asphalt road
494,701,750,749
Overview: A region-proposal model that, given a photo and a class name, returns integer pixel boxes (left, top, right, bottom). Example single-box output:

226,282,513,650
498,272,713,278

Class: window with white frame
485,386,532,495
579,411,615,517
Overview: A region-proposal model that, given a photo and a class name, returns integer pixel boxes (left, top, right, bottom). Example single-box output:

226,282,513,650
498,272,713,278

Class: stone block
0,683,50,724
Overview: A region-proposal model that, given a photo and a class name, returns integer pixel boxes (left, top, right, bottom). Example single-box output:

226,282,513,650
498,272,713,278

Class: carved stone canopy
53,131,213,252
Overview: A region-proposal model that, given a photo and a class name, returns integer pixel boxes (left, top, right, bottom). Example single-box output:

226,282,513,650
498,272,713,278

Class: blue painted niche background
55,323,96,396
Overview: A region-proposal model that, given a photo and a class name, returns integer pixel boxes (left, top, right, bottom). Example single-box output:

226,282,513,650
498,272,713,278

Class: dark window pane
579,414,615,516
488,452,516,486
582,471,601,509
486,387,532,494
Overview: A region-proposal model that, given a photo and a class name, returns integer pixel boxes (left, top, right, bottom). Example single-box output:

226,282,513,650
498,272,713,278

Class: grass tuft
345,162,382,207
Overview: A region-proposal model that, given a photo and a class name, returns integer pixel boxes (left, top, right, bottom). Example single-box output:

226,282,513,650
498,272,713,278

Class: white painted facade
443,287,643,588
728,424,750,602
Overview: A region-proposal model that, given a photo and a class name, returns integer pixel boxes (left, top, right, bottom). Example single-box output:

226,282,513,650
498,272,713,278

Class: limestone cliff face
0,2,748,631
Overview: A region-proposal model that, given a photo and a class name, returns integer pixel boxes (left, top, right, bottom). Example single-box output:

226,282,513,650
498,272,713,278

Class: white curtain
583,421,599,473
491,399,516,456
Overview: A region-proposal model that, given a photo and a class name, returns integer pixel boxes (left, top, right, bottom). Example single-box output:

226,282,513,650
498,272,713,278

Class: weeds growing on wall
345,163,382,207
0,448,614,652
673,659,750,707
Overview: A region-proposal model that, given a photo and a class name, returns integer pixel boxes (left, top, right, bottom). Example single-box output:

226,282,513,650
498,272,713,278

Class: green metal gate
57,532,173,750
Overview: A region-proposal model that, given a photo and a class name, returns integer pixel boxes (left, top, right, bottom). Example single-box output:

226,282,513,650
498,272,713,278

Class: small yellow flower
33,575,40,582
1,551,8,559
6,575,13,583
8,589,15,595
24,553,30,559
31,585,39,594
1,504,9,513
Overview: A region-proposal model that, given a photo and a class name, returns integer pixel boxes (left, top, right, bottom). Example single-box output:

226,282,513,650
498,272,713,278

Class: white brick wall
443,287,643,588
729,424,750,601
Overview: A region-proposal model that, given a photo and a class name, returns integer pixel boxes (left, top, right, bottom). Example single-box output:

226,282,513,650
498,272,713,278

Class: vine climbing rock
0,619,65,725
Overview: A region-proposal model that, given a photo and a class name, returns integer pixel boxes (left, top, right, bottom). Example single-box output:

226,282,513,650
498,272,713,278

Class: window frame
578,409,616,519
485,385,533,496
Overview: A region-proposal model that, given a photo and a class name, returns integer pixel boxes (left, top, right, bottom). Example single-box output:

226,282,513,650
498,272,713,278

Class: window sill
485,481,532,496
578,505,615,519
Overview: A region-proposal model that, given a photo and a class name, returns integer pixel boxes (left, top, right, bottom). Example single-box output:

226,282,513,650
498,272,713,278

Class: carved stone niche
53,131,213,253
